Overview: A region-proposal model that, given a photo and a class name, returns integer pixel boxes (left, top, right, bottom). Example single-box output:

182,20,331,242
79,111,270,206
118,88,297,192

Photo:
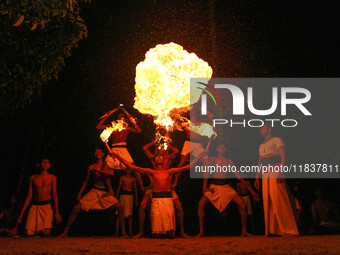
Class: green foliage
0,0,87,118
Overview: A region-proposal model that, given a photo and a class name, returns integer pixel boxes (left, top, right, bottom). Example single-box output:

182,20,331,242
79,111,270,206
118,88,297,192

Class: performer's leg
173,198,189,238
115,217,120,236
59,202,82,237
133,194,150,238
114,202,128,237
232,195,252,236
128,216,132,236
196,195,209,237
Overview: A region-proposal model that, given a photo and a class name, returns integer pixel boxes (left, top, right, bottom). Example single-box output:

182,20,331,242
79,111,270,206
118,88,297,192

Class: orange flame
191,122,216,138
134,43,212,129
100,120,127,143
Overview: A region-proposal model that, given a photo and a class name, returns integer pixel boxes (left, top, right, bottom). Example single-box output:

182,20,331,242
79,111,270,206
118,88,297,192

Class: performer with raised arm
16,157,62,237
135,137,189,238
111,150,206,238
196,144,259,237
254,124,299,236
97,105,144,191
59,147,127,237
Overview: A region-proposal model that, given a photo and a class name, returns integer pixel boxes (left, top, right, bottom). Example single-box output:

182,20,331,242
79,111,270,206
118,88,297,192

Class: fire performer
196,144,259,237
143,130,178,169
135,138,189,238
254,124,299,236
97,106,144,190
59,147,127,237
16,157,62,236
110,150,207,238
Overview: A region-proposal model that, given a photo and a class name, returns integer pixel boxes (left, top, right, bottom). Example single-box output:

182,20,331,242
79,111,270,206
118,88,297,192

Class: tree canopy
0,0,87,118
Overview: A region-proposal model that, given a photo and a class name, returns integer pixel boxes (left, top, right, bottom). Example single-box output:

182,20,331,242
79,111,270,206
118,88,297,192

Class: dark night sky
1,0,340,235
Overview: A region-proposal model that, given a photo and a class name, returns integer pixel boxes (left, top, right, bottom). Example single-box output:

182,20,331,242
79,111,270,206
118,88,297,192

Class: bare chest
33,176,52,189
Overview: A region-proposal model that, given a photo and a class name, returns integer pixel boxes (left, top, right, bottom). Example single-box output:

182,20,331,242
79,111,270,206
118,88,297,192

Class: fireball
134,43,212,129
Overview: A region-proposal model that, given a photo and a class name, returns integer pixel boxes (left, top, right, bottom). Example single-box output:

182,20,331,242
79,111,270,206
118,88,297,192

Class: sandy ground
0,235,340,254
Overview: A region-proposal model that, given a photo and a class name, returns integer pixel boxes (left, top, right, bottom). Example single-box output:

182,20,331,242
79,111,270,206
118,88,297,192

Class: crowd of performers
2,106,339,238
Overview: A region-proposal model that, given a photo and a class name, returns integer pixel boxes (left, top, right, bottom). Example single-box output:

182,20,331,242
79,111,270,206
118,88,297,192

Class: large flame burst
134,43,212,130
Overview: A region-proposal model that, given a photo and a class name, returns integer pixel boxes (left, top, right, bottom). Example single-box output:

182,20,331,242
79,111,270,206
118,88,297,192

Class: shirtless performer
115,168,138,236
59,147,127,237
196,144,259,237
96,105,144,190
110,150,206,238
135,138,189,238
254,124,299,236
16,157,62,236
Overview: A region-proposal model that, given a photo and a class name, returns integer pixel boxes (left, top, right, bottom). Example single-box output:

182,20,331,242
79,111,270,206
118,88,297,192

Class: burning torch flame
191,122,216,138
134,43,212,129
100,120,127,143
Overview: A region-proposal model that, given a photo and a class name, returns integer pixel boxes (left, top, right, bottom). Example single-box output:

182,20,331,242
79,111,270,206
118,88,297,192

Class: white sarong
25,202,53,235
105,142,134,169
118,194,133,218
204,184,237,212
80,187,118,211
151,197,176,234
145,189,178,200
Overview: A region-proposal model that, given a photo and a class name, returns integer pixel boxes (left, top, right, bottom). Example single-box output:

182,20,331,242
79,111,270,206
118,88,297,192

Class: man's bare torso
121,175,135,191
151,171,172,192
31,173,54,201
110,129,130,144
211,156,233,179
89,163,107,188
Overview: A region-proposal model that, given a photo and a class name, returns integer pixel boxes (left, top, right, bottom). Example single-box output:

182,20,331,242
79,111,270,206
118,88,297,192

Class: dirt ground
0,235,339,254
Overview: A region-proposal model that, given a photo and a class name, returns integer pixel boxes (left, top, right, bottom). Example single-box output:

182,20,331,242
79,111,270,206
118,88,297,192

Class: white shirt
259,137,285,157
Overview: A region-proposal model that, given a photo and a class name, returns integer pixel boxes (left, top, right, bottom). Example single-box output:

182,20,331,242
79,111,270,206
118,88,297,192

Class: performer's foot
58,232,68,238
120,232,129,238
132,232,143,238
179,231,190,238
241,231,254,237
195,231,204,238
